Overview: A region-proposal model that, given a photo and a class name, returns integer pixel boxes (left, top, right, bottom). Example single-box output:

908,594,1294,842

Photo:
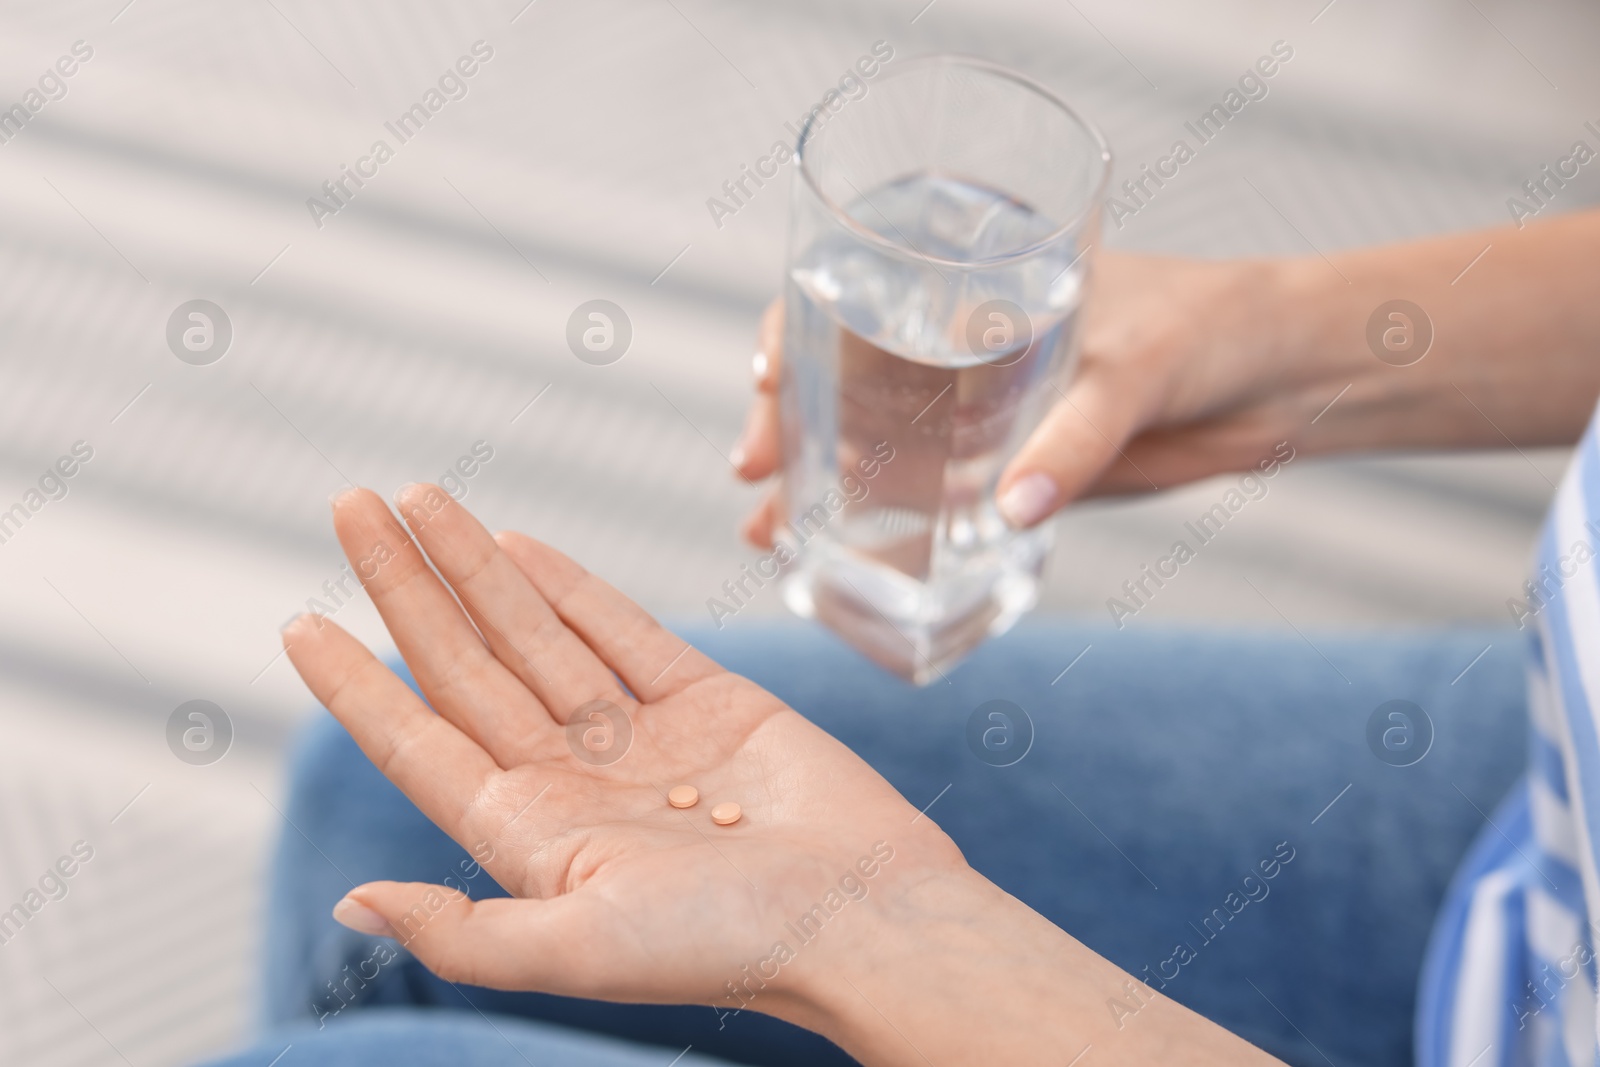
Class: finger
394,483,631,725
731,390,781,481
731,299,785,480
739,489,781,550
995,364,1145,528
495,531,721,703
335,882,613,995
283,613,500,839
755,296,783,394
332,487,553,759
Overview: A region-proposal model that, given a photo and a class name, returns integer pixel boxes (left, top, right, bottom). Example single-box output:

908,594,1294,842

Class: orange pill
668,785,699,809
711,802,742,826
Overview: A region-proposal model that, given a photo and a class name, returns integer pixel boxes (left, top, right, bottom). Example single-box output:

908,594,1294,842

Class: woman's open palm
282,485,965,1014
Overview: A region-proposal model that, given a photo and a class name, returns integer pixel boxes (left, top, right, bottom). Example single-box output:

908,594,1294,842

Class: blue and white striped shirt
1419,407,1600,1067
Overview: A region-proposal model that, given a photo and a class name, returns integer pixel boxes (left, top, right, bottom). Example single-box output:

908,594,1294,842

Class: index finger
282,612,502,839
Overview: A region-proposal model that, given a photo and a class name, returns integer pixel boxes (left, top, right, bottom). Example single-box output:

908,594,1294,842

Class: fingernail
280,612,308,636
392,482,419,505
333,896,395,938
329,486,359,508
752,350,770,385
997,473,1058,528
729,443,748,471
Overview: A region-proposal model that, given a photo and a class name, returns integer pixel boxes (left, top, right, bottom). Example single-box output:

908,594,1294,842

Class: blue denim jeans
198,620,1526,1067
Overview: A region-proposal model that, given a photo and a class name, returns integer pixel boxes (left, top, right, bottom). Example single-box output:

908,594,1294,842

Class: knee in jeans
307,935,411,1027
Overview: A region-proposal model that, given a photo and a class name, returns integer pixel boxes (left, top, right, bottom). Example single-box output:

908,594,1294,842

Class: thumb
333,881,604,994
996,365,1145,528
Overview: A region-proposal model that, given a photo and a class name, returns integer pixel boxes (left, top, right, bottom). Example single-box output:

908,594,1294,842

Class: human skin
732,208,1600,541
287,485,1277,1066
292,210,1600,1065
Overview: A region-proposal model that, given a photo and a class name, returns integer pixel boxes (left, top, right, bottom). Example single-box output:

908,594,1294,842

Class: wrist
787,866,1081,1065
1262,256,1384,404
1251,255,1432,457
784,866,1275,1067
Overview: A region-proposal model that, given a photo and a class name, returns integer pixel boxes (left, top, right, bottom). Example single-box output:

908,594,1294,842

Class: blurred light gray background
0,0,1596,1063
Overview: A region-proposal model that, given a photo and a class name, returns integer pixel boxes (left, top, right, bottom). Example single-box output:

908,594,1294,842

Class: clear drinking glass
777,55,1110,685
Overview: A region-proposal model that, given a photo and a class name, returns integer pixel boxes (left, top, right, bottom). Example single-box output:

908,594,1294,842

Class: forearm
789,870,1281,1067
1274,208,1600,456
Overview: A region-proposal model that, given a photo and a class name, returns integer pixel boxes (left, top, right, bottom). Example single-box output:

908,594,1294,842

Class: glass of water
777,55,1110,684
